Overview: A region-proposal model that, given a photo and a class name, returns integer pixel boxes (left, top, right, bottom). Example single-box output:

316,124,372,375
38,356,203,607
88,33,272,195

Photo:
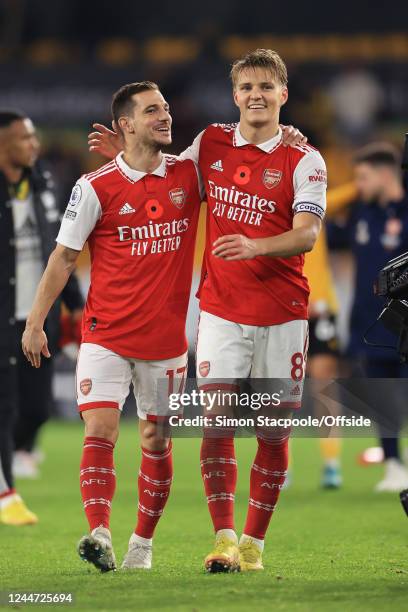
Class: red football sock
80,436,116,531
243,434,289,540
135,442,173,539
200,435,237,532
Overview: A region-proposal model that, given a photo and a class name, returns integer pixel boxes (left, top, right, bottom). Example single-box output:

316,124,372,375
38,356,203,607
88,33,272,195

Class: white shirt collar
234,124,282,153
115,152,167,182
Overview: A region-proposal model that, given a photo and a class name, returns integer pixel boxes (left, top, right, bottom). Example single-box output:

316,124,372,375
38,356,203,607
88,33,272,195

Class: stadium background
1,2,408,610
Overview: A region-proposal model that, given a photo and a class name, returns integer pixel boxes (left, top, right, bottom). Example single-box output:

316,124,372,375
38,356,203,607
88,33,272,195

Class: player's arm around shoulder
88,123,123,159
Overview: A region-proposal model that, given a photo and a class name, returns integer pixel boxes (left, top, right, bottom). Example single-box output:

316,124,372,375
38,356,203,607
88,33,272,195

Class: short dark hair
111,81,159,125
0,110,27,128
353,142,401,169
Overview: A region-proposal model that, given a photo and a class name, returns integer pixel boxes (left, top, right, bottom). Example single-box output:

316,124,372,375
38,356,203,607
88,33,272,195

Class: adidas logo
210,160,223,172
119,203,136,215
290,385,301,396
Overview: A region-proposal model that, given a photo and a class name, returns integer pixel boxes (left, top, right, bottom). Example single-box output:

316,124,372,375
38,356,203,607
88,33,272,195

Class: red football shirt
57,153,201,359
180,124,327,325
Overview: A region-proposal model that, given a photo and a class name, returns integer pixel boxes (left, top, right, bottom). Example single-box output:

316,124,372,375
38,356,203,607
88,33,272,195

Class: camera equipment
375,251,408,300
372,134,408,361
374,252,408,361
374,299,408,361
373,134,408,514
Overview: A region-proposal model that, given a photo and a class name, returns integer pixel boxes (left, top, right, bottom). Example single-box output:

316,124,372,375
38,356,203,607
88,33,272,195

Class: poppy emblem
80,378,92,396
199,361,210,377
233,165,251,185
263,169,282,189
169,188,186,209
145,199,163,220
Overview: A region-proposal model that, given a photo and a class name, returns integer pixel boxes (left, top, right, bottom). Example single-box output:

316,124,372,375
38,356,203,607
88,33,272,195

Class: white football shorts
196,311,309,408
76,342,188,420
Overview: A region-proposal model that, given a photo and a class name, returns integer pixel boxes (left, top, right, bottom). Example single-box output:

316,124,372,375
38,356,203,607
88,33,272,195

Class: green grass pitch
1,421,408,611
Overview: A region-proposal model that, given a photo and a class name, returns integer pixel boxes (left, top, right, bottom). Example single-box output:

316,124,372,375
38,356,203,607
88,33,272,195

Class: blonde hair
230,49,288,88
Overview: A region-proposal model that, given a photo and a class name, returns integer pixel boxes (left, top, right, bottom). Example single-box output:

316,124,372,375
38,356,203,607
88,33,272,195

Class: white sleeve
292,150,327,220
56,177,102,250
178,130,204,164
178,130,205,199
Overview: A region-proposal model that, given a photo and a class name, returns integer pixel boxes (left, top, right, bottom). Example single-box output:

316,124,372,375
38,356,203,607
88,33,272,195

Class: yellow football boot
204,535,240,573
239,538,264,571
0,495,38,526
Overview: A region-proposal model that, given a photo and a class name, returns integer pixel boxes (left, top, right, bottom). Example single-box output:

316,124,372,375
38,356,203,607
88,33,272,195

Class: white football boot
121,533,152,570
12,451,39,479
375,459,408,492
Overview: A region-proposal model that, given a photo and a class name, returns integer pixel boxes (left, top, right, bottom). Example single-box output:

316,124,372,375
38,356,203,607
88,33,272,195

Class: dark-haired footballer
22,82,203,571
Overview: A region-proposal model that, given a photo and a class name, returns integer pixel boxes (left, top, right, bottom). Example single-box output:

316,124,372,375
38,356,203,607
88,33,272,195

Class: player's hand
281,124,307,147
212,234,260,260
22,326,51,368
88,123,123,159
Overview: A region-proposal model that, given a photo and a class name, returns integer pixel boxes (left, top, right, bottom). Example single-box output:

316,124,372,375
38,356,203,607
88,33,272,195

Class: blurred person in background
329,68,384,144
327,143,408,492
304,181,357,489
0,110,83,524
0,456,28,525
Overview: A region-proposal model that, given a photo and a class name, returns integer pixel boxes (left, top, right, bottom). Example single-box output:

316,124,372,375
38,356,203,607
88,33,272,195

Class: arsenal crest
199,361,210,377
169,188,186,209
80,378,92,396
262,169,282,189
